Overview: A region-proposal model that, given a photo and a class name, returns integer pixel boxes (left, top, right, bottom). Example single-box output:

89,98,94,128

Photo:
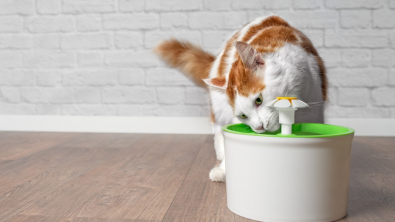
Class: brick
23,51,74,68
117,105,143,115
62,0,115,14
37,0,61,14
281,11,337,29
51,88,75,104
391,31,395,48
32,34,60,49
27,17,75,33
146,68,195,86
62,70,117,86
145,104,209,116
232,0,292,9
62,104,116,115
145,30,201,48
186,87,208,105
317,49,340,68
373,10,395,28
325,0,385,9
77,52,103,68
102,87,156,104
189,12,224,29
103,14,158,30
0,17,23,33
36,104,61,115
146,0,201,11
61,33,111,50
118,69,145,85
105,51,161,68
0,51,21,68
0,0,34,15
325,106,390,118
20,87,50,103
36,70,61,86
161,13,188,29
340,10,371,28
300,29,324,48
0,103,35,114
372,49,395,67
157,87,185,104
327,87,337,106
77,16,101,32
202,31,233,48
328,68,387,87
340,49,370,68
0,70,34,86
293,0,321,9
21,87,74,104
203,0,231,10
119,0,144,12
74,87,101,104
389,70,395,86
372,88,395,106
0,34,32,49
325,30,388,48
114,32,143,49
338,88,369,107
0,87,20,103
189,12,248,30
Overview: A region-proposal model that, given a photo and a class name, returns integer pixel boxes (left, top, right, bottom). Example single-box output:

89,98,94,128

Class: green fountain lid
223,123,354,138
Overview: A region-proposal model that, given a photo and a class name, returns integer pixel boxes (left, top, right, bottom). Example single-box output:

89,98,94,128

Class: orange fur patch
217,32,239,77
154,39,215,87
226,58,265,108
242,16,290,43
211,76,226,87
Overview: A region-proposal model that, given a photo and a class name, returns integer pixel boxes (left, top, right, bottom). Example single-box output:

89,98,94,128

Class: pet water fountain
223,97,355,222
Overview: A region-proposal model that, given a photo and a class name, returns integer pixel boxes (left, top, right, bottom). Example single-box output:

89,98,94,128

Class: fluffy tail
154,39,215,87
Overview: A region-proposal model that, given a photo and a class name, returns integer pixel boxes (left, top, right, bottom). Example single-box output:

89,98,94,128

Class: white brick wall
0,0,394,118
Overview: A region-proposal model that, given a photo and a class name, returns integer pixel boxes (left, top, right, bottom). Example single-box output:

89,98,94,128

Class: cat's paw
209,167,226,182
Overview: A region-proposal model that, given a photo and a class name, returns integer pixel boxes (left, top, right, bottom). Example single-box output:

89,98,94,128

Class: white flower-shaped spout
265,97,309,135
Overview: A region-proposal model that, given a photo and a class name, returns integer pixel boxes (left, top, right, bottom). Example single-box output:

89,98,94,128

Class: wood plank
163,137,242,222
0,132,78,161
18,134,206,221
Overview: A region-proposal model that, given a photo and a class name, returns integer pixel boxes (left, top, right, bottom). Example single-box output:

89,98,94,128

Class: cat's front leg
213,124,225,161
209,157,226,182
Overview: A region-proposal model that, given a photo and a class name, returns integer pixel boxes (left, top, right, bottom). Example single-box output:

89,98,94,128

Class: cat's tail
154,39,215,87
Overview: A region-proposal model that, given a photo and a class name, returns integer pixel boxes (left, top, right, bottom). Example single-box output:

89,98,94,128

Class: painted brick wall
0,0,394,118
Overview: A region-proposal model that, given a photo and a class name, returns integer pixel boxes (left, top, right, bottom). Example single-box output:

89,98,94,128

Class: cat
154,15,327,182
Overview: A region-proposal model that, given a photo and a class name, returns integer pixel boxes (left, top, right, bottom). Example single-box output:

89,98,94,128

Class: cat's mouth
252,125,266,134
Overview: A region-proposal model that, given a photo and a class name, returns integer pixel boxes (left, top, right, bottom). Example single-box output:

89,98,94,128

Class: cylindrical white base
281,124,292,135
223,132,354,222
278,108,296,125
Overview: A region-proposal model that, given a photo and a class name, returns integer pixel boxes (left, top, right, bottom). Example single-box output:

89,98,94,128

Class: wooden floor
0,132,394,222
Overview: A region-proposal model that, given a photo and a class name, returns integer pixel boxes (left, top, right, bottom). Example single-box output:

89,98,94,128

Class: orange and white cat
155,16,327,182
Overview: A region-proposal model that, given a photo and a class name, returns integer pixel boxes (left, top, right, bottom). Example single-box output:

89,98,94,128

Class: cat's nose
255,125,264,130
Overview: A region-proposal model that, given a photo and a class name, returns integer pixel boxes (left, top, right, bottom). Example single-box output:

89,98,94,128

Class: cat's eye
240,114,248,119
255,94,263,105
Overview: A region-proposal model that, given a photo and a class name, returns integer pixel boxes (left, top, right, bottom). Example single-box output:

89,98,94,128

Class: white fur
206,17,324,182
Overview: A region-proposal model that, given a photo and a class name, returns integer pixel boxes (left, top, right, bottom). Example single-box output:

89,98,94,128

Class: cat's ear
203,77,227,91
234,41,264,70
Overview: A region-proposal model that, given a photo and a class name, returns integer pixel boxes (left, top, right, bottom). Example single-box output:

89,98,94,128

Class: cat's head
205,41,281,133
